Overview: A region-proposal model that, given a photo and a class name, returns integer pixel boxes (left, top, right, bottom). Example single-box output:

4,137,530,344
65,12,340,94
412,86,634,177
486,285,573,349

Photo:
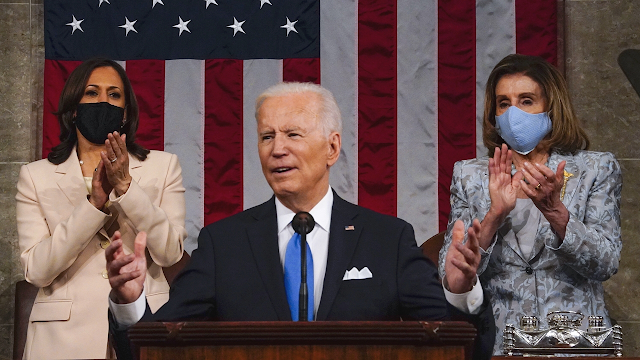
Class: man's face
257,92,340,211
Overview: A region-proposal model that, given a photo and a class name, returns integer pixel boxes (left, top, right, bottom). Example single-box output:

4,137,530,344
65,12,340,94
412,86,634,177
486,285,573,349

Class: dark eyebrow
85,84,122,91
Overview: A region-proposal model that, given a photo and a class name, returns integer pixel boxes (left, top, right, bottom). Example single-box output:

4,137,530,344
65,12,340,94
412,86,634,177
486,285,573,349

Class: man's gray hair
255,82,342,137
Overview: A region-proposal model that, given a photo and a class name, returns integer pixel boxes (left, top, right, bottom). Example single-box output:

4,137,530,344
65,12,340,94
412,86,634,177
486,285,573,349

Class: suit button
100,239,111,249
525,267,533,275
102,270,109,279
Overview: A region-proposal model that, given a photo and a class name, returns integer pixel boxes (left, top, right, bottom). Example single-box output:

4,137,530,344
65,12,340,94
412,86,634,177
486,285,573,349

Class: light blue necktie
284,232,314,321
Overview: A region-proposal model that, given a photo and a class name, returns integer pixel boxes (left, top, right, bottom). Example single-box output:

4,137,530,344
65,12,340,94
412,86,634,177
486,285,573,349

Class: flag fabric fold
43,0,557,252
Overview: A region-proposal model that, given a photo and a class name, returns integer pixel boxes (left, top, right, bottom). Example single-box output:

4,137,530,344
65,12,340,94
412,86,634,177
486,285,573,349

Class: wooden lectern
128,321,477,360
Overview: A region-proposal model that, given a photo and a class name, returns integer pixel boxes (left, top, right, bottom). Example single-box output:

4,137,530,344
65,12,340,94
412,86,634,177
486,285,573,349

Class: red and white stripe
43,0,557,252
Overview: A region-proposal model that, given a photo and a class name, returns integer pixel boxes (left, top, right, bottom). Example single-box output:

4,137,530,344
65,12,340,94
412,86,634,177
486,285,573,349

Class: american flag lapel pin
345,225,355,231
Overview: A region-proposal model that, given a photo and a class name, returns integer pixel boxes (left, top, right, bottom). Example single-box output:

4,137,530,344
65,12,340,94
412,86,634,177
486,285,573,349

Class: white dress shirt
276,186,333,318
109,186,482,324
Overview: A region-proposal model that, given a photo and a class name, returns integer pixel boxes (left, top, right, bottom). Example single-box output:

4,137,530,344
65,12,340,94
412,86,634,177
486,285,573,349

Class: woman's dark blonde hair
482,54,589,156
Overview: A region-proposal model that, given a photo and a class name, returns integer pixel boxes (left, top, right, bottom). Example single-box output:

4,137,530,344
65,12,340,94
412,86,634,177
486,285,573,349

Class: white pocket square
342,266,373,280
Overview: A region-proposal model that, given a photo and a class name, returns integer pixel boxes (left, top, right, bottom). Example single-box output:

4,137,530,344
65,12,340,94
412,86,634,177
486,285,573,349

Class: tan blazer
16,149,187,360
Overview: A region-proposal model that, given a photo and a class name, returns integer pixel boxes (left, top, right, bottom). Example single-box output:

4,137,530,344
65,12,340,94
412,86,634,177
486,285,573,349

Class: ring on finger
110,157,117,163
535,183,542,190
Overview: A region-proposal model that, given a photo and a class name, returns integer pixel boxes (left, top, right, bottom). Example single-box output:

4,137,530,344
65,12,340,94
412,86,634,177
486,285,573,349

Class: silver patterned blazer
438,150,622,354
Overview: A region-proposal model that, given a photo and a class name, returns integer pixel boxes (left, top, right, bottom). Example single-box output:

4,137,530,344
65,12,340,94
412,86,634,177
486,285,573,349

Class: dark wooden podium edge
128,320,476,347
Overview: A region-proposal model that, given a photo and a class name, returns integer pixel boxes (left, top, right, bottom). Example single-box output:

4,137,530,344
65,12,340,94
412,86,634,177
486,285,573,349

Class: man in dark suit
106,82,494,359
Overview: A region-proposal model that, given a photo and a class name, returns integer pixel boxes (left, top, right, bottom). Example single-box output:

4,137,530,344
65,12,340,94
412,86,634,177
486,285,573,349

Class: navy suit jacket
111,192,494,358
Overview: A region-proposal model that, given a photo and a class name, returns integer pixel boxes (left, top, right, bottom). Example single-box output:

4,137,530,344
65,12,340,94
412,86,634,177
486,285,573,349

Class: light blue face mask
495,106,552,155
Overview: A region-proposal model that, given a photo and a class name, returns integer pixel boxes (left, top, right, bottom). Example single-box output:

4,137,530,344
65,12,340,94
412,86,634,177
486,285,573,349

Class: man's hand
444,219,481,294
106,231,147,304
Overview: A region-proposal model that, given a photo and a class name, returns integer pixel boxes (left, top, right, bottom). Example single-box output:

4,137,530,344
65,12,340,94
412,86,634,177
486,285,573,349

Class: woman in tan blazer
16,58,187,359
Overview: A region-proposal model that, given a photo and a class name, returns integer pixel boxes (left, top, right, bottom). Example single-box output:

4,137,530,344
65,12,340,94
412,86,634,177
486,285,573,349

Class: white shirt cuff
443,275,484,315
108,288,147,326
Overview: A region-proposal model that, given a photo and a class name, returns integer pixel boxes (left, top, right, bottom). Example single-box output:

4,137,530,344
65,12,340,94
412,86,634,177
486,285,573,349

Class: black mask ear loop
121,107,128,151
70,112,78,140
121,106,127,130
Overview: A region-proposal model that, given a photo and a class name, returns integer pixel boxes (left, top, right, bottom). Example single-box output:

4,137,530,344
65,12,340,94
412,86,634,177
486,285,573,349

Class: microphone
292,212,315,235
292,212,315,321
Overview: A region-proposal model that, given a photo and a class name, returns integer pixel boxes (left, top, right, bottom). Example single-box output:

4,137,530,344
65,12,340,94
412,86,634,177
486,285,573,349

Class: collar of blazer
53,148,117,241
55,147,144,212
128,154,143,184
246,197,291,320
55,147,88,207
316,193,362,321
499,151,582,265
547,151,581,207
244,191,364,321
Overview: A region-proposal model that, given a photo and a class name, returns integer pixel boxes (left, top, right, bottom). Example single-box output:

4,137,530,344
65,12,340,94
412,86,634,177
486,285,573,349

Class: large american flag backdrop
44,0,558,252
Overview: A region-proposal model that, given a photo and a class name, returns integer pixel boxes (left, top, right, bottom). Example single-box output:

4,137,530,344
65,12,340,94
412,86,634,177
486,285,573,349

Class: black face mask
75,102,124,144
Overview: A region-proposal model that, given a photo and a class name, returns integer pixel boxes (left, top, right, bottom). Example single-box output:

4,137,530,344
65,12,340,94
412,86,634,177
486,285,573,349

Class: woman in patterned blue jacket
438,54,622,354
